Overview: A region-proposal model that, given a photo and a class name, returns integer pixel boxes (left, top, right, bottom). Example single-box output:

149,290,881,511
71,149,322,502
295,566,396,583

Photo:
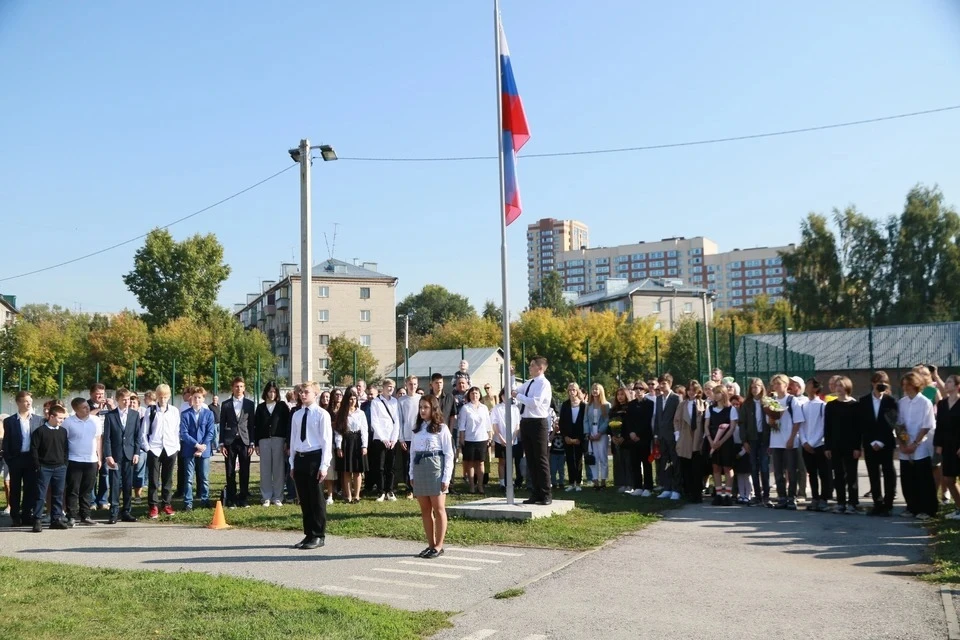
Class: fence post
712,326,719,375
132,359,138,393
58,364,64,401
17,366,22,392
461,345,465,361
522,342,527,367
781,317,789,373
256,354,262,406
695,322,702,383
729,318,737,382
868,317,875,371
171,359,177,393
353,350,358,383
586,338,592,391
95,362,100,385
25,366,30,391
213,356,219,396
654,335,660,377
404,346,409,380
0,367,3,413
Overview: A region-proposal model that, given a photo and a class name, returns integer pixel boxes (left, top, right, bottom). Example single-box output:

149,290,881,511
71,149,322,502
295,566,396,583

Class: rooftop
308,258,395,281
386,347,503,379
572,278,712,307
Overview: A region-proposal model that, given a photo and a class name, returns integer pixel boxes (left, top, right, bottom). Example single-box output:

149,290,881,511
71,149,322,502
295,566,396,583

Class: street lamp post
398,313,411,379
289,140,337,384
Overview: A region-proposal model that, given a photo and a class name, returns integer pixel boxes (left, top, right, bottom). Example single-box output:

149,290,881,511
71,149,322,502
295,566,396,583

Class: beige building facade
236,259,397,385
526,217,589,296
571,278,713,331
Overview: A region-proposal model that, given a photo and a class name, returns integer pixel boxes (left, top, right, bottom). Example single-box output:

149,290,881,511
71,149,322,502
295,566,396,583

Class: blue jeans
35,464,66,521
183,455,211,508
134,453,147,490
95,464,110,507
550,453,566,486
749,440,770,500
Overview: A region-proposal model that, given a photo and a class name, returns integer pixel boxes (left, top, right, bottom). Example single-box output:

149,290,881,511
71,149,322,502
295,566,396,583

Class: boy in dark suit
859,370,899,516
219,377,255,507
2,391,44,526
102,388,143,523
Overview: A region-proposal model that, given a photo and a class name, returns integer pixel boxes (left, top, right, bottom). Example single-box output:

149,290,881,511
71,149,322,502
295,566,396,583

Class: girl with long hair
587,383,611,490
333,387,368,504
410,395,454,559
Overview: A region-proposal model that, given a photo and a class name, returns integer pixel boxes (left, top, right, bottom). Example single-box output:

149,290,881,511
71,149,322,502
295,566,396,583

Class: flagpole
494,0,515,506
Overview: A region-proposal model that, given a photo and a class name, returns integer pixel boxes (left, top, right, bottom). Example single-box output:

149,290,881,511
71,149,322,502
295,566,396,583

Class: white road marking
460,631,498,640
349,575,437,589
448,547,524,557
373,567,461,579
441,555,502,564
399,560,481,571
321,585,410,600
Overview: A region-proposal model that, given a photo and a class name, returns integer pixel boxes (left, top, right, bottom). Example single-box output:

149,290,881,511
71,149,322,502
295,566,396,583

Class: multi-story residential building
571,278,714,331
235,259,397,385
0,294,19,327
527,217,793,310
526,218,588,296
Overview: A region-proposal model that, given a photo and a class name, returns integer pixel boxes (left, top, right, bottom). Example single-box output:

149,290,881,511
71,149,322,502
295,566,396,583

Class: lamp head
318,144,338,162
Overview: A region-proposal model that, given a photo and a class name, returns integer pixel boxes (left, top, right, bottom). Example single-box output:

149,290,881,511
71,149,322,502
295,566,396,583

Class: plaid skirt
413,451,444,497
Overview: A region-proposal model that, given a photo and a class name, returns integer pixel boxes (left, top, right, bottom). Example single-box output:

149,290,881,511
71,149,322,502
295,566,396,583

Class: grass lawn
922,506,960,583
0,458,675,550
0,556,451,640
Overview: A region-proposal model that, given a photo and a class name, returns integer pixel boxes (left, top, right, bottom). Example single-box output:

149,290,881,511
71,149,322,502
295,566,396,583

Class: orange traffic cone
207,500,231,530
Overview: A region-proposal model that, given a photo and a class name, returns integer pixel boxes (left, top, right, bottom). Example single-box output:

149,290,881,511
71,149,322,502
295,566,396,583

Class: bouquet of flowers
608,418,623,439
762,396,785,431
648,439,661,463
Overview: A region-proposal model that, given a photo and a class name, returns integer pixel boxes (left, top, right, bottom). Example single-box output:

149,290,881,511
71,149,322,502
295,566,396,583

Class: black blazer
858,392,898,450
2,413,44,462
102,408,143,462
209,403,221,425
254,401,291,443
219,397,256,446
558,400,587,444
624,398,655,445
653,392,680,438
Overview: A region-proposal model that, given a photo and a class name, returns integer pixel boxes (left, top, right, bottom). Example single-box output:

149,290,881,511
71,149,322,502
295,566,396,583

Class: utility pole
298,138,313,385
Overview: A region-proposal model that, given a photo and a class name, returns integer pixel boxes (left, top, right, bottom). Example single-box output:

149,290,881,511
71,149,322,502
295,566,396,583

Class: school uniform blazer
653,392,680,439
624,398,655,449
857,392,897,450
675,398,707,459
558,400,587,444
102,408,143,462
1,414,44,462
179,407,216,459
738,397,768,447
254,401,292,443
219,397,255,447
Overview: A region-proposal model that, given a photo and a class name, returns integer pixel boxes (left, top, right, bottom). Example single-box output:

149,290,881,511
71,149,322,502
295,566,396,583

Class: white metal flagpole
495,0,515,506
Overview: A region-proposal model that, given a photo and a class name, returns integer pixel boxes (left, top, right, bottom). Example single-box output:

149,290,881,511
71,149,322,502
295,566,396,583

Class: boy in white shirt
64,397,103,526
796,379,831,512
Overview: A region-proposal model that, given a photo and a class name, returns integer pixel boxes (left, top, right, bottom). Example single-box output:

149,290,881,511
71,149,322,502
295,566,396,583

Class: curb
942,586,960,640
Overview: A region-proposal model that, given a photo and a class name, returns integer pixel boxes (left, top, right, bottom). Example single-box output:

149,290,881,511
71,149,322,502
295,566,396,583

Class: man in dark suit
654,373,682,500
102,388,143,524
2,391,44,526
859,370,898,516
219,377,255,507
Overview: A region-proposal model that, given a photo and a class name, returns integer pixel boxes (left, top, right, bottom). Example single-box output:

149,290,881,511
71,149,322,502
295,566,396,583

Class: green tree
327,335,379,386
420,316,503,350
481,300,503,325
834,206,892,324
87,311,150,389
123,228,231,328
529,271,572,314
143,316,210,390
662,316,702,385
781,213,844,330
396,285,476,338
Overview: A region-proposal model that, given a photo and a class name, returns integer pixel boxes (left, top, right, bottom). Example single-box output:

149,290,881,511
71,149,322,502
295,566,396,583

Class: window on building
318,286,329,298
745,259,762,267
650,269,665,276
683,302,693,313
667,250,679,257
689,257,703,265
667,268,677,276
631,253,646,261
319,358,330,369
653,301,661,312
360,287,371,299
360,335,372,346
728,261,741,269
319,334,330,345
649,251,664,259
360,310,371,322
318,310,329,322
666,259,678,267
689,248,703,255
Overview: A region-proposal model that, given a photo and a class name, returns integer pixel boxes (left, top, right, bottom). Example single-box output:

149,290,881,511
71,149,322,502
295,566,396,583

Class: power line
338,104,960,162
0,164,297,283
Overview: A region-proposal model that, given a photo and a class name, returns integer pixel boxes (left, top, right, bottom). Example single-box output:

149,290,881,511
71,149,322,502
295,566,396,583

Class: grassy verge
922,507,960,583
0,556,450,640
2,458,675,550
494,587,525,599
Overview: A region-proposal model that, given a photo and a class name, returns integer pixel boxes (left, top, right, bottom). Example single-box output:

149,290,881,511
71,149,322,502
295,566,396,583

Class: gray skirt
413,451,444,497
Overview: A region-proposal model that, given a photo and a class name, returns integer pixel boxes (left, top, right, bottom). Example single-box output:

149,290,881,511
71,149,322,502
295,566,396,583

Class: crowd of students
2,358,957,556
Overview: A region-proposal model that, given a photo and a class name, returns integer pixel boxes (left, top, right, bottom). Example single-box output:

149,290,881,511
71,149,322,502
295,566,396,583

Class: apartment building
235,259,398,385
572,278,713,331
526,217,589,295
0,294,18,327
528,218,793,310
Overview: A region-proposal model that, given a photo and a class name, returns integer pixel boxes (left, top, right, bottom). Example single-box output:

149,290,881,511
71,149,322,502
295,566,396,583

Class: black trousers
224,438,252,504
175,441,186,494
520,418,551,501
369,440,396,494
293,450,327,539
400,441,413,490
801,446,833,501
900,457,937,517
564,442,584,485
108,457,136,517
628,442,653,490
865,447,897,510
680,455,704,502
7,453,37,523
148,450,176,508
66,461,98,520
831,450,859,506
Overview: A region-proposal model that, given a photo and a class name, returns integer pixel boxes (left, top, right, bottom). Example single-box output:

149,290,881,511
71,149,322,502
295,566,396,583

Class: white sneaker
261,500,271,507
947,510,960,520
564,485,575,492
658,491,672,499
376,493,386,502
326,496,334,506
387,492,397,502
641,489,652,497
670,491,682,500
574,485,582,492
915,513,931,522
272,500,284,507
1,506,9,516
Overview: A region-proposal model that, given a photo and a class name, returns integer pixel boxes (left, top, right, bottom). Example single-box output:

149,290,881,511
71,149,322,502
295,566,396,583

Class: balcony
276,344,290,357
277,296,290,310
265,304,277,316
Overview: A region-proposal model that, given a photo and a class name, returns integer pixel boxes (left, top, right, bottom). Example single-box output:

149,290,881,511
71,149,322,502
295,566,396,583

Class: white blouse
334,409,370,449
457,402,493,442
491,402,521,446
897,393,935,461
409,423,455,484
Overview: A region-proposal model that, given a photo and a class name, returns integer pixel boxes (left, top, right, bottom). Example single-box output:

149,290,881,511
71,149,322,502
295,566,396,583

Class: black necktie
520,380,534,415
301,410,309,442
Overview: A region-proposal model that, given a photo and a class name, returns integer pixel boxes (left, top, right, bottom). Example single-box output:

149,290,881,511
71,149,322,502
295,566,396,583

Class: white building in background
0,294,18,327
526,217,589,297
571,278,714,331
235,259,397,385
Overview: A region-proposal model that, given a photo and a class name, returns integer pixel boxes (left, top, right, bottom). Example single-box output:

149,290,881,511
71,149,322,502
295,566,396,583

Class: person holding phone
858,371,899,516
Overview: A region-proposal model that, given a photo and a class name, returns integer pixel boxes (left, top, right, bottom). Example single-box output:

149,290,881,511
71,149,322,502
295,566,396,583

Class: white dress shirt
369,394,400,443
768,394,801,449
409,424,455,484
334,410,369,449
289,405,334,473
398,394,420,442
457,402,493,442
143,404,181,456
799,397,826,448
19,414,32,453
64,415,103,463
491,402,521,446
897,393,935,461
753,399,764,433
516,374,552,419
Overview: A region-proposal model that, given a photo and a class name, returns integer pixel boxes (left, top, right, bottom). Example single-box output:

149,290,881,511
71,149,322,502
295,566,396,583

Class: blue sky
2,1,960,316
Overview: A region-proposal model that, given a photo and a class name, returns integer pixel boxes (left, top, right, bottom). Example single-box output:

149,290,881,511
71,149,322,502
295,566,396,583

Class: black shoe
293,536,311,549
79,517,97,526
50,519,69,530
31,521,42,533
537,499,553,506
184,506,193,513
201,501,211,509
10,517,21,527
522,498,537,505
106,516,118,525
867,507,891,517
121,513,138,523
711,495,723,506
237,500,249,508
785,501,797,511
173,492,184,499
65,518,76,528
300,537,324,550
424,547,444,559
417,547,433,558
723,495,733,507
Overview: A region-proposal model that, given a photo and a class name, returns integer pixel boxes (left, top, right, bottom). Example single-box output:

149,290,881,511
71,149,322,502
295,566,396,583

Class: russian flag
499,21,529,226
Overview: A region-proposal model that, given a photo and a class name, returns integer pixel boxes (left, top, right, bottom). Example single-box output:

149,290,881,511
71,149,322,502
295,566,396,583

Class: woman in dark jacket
254,381,291,507
625,382,655,496
558,382,587,492
936,374,960,519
